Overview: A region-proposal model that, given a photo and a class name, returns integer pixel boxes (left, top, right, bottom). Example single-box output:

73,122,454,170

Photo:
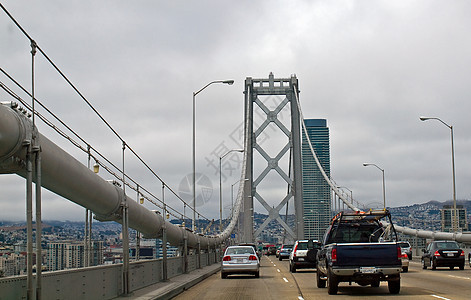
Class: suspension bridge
1,4,471,299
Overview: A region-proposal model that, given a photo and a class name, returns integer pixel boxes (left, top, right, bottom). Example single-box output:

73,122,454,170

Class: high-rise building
440,205,468,232
301,119,332,240
47,240,103,271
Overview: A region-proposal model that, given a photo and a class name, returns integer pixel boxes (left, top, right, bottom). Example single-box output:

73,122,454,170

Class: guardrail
0,251,220,300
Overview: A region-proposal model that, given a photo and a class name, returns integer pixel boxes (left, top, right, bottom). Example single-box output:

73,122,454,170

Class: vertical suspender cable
121,142,129,295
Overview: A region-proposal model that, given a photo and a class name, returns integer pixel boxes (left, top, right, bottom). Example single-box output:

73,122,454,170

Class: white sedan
221,245,260,278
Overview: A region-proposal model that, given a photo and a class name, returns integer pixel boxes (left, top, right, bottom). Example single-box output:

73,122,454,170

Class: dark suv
421,240,465,270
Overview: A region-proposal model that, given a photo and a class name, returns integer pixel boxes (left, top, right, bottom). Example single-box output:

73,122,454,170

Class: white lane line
448,274,471,280
298,297,304,300
283,277,289,283
277,269,280,272
273,264,276,266
431,295,451,300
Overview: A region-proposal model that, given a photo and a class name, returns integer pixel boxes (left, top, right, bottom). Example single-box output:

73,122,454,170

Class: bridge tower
242,73,303,243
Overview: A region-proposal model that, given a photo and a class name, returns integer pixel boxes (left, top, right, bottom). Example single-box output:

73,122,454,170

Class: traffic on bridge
1,2,471,300
173,255,471,300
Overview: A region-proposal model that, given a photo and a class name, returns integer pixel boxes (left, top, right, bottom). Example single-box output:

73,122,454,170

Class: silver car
221,245,260,278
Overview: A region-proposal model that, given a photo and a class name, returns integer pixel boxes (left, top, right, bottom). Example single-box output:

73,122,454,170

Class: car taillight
460,250,465,256
397,246,402,260
434,250,440,257
249,255,257,261
223,256,231,261
401,253,408,259
331,248,337,262
293,244,298,257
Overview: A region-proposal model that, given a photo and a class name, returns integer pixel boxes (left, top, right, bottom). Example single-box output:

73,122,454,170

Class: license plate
360,267,377,274
298,258,304,261
447,253,454,257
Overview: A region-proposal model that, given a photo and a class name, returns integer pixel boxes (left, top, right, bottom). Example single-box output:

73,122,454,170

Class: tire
422,259,427,269
290,262,296,273
388,279,400,294
254,271,260,278
327,269,338,295
307,249,317,262
459,264,464,270
371,279,380,287
316,267,326,288
221,272,227,279
431,258,436,270
279,257,282,261
449,266,454,270
402,267,408,273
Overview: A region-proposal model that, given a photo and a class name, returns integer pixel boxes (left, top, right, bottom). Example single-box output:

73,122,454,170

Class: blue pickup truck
316,210,402,295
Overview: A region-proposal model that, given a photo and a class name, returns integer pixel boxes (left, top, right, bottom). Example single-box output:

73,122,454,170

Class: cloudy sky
1,0,471,222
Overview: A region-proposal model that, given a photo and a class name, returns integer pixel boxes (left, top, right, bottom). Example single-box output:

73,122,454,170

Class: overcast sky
1,0,471,222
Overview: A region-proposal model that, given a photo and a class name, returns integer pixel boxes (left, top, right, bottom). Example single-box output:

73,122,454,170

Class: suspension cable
0,4,210,222
292,83,360,212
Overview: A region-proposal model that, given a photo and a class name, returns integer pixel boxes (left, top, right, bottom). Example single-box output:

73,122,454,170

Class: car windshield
436,242,459,249
226,247,255,255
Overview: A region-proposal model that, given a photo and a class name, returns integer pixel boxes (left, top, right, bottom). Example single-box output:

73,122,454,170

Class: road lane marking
431,295,451,300
283,277,289,283
298,297,304,300
448,274,471,280
277,269,280,272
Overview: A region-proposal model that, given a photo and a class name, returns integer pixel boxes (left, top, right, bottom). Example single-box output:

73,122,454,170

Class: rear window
296,242,320,250
436,241,459,249
329,223,384,243
226,247,255,255
398,242,410,248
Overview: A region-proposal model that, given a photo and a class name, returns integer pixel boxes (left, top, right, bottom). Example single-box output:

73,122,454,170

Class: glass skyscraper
301,119,332,240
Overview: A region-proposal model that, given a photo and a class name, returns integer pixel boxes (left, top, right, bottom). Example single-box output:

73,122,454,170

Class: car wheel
255,271,260,278
431,258,436,270
279,256,282,261
327,269,338,295
388,279,400,294
402,267,408,273
291,264,296,273
422,259,427,269
459,264,464,270
449,266,454,270
316,267,326,288
221,272,227,279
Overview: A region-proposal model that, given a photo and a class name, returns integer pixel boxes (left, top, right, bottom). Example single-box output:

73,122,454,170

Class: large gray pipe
394,224,471,243
0,102,231,248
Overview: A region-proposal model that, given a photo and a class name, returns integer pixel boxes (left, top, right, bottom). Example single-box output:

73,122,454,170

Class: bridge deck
167,256,471,300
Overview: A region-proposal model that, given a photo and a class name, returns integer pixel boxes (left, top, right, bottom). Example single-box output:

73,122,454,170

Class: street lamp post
420,116,457,232
192,80,234,232
363,163,386,209
219,149,244,233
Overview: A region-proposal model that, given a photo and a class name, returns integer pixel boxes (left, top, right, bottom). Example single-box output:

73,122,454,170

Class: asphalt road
173,255,471,300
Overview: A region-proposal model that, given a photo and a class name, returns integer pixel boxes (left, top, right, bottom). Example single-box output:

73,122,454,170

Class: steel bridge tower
242,73,303,243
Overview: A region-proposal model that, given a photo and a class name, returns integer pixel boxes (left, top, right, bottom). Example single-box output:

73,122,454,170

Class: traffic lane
172,256,300,300
275,256,471,299
401,261,471,299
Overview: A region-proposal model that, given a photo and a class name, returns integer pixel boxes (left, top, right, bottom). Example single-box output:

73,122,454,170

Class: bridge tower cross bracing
242,73,303,243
